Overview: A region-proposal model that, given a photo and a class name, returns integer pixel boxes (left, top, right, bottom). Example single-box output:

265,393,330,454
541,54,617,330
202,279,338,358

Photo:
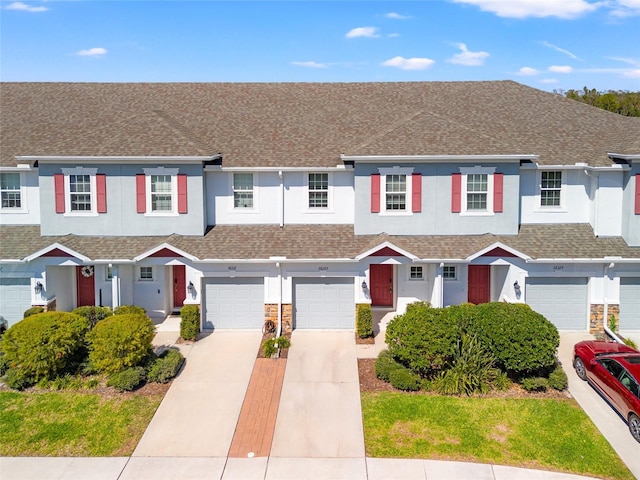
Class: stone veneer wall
45,298,57,312
264,304,293,334
590,304,619,335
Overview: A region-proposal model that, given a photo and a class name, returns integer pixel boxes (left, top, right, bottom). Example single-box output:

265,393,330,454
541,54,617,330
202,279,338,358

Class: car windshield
624,355,640,365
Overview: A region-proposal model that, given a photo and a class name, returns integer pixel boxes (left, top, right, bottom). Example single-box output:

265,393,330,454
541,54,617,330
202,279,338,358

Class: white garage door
525,277,588,330
293,277,354,329
620,278,640,331
0,278,31,328
203,278,264,329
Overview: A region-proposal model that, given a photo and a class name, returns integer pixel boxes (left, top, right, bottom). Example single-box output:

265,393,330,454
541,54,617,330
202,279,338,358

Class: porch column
111,265,121,309
435,263,444,308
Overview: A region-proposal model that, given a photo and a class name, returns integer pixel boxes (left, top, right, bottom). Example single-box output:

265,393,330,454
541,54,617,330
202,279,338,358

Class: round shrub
87,313,155,374
113,305,146,316
0,311,89,385
23,306,44,318
147,349,185,383
374,350,398,382
72,306,112,329
467,303,559,376
388,366,422,391
107,366,146,391
548,365,568,391
521,376,548,392
180,304,200,341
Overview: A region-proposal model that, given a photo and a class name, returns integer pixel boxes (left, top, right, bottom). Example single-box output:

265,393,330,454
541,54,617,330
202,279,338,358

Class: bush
0,312,89,385
385,302,467,377
87,313,155,374
107,367,146,391
0,352,8,377
466,303,559,376
548,365,568,391
374,350,398,382
4,368,32,390
356,304,373,338
147,349,185,383
72,306,112,329
624,337,638,350
113,305,146,316
388,366,422,391
180,305,200,341
262,336,290,357
521,376,548,392
23,306,44,318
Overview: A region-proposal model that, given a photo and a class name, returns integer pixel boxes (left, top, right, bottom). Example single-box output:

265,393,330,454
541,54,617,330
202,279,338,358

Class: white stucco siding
283,171,354,224
0,169,40,226
396,264,434,313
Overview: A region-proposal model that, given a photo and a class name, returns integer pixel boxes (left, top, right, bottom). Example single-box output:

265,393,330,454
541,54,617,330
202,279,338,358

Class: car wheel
573,356,587,381
629,414,640,443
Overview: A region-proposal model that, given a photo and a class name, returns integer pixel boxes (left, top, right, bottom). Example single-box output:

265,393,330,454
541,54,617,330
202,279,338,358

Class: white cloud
388,33,400,38
548,65,573,73
540,78,560,84
607,56,640,66
384,12,412,19
447,43,489,66
540,41,583,61
610,0,640,16
346,27,380,39
451,0,600,19
623,69,640,78
381,56,435,70
5,2,48,12
291,61,327,69
76,47,107,57
518,67,540,76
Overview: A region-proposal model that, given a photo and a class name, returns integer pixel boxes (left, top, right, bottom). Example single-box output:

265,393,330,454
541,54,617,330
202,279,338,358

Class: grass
362,392,634,480
0,390,163,456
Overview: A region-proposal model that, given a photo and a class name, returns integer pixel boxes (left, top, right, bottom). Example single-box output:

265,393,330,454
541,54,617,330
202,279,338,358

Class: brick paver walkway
228,358,287,458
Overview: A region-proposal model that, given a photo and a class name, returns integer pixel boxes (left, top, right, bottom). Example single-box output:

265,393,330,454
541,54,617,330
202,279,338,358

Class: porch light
34,281,43,295
187,281,195,294
361,281,367,291
513,280,520,293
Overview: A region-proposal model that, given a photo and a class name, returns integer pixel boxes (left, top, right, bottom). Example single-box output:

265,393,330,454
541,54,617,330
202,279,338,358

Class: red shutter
412,173,422,213
493,173,503,213
451,173,461,213
177,174,188,214
371,174,381,213
96,174,107,213
136,174,146,213
635,174,640,215
54,174,65,213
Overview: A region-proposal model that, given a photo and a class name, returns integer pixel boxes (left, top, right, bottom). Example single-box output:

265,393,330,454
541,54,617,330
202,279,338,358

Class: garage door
0,278,31,328
525,277,588,330
620,278,640,331
203,278,264,329
293,277,354,329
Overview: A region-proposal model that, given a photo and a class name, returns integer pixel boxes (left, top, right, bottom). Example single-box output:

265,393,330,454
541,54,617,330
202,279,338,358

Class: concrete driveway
270,330,365,458
133,330,262,457
558,332,640,478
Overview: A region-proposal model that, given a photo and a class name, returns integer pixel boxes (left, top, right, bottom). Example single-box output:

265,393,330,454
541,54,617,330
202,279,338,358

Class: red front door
370,264,393,307
173,265,186,308
76,266,95,307
468,265,490,304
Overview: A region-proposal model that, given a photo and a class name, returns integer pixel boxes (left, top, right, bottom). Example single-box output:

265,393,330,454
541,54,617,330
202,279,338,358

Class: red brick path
227,358,287,458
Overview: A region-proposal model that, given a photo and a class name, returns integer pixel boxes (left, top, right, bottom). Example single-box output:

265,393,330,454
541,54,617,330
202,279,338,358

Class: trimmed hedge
107,366,146,391
180,304,200,341
147,349,184,383
356,304,373,338
548,365,568,391
113,305,146,316
375,350,422,391
0,312,89,386
87,313,155,374
23,306,44,318
72,306,112,329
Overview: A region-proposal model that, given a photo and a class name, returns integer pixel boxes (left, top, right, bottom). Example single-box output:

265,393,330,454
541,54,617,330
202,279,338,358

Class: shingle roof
1,81,637,168
2,224,638,262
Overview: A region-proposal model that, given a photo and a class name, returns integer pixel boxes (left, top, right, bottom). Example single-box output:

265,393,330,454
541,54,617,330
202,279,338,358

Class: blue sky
1,0,639,92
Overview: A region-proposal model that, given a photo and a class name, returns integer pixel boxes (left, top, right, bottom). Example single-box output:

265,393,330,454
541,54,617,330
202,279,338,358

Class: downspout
439,262,445,308
279,170,284,228
603,262,624,344
276,262,283,338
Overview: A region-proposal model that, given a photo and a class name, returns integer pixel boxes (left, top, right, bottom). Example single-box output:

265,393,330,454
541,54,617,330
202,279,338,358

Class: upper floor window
466,174,488,210
308,173,328,208
371,167,420,214
540,171,562,207
233,173,254,208
55,167,105,215
69,174,92,211
386,174,407,211
453,167,502,215
1,173,21,208
136,168,187,215
150,175,172,212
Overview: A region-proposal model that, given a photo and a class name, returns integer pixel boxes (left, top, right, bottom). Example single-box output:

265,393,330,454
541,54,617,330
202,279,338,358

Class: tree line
554,87,640,117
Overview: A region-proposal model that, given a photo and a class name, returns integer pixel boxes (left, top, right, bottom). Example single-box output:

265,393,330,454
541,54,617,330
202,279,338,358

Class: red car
573,340,640,442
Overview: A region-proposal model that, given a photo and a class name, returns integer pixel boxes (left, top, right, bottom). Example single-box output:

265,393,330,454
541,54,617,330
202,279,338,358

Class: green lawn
362,392,634,480
0,391,163,456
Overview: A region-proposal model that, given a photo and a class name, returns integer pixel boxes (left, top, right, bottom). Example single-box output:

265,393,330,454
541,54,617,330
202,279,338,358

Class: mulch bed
257,331,291,359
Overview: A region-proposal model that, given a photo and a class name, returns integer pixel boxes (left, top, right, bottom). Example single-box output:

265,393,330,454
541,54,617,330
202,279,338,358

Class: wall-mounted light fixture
513,280,520,293
187,281,195,294
35,281,43,295
361,280,367,291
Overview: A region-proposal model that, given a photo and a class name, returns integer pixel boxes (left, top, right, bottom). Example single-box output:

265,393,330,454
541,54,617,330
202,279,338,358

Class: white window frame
460,166,495,216
443,265,457,280
306,172,331,210
537,169,566,210
143,167,179,216
138,266,153,281
409,266,424,280
105,266,113,281
230,172,259,212
378,166,414,215
62,167,98,217
0,171,27,212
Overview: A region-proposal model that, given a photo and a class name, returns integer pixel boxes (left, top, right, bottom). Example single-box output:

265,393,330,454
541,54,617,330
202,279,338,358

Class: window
443,266,456,280
139,267,153,281
1,173,21,208
150,175,172,212
308,173,328,208
106,266,113,280
410,266,423,280
233,173,254,208
540,171,562,207
385,174,406,211
69,174,92,211
466,174,488,210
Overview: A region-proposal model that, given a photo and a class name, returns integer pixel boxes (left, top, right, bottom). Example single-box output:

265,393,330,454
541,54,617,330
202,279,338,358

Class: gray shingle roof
2,224,638,262
2,81,637,168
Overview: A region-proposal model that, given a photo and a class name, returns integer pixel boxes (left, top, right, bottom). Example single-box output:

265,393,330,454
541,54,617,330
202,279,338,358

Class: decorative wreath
81,266,94,278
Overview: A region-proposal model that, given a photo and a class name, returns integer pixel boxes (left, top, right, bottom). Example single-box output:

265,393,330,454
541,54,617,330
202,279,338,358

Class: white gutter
279,170,284,228
17,155,216,164
528,258,640,264
204,165,352,172
340,154,536,163
607,153,640,161
196,258,357,264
